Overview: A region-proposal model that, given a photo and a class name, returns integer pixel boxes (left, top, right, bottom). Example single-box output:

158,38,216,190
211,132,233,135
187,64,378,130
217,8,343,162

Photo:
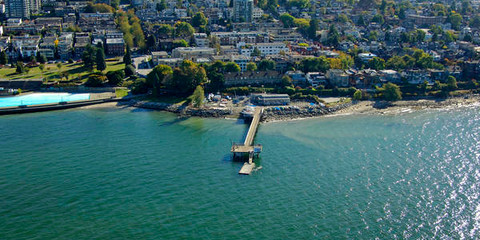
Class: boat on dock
240,106,255,119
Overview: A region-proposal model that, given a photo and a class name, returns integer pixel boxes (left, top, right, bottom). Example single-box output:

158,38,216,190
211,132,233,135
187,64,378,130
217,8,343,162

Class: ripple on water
1,107,480,239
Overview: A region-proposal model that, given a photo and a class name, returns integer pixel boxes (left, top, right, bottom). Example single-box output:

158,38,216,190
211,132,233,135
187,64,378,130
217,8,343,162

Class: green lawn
0,60,125,83
115,88,129,98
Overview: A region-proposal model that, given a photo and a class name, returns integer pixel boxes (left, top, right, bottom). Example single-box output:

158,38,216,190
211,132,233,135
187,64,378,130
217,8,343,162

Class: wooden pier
232,107,263,175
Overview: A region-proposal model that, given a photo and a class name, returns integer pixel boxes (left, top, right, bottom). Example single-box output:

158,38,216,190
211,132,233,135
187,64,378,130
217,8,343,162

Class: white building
172,47,216,58
252,7,263,19
194,33,209,47
239,42,289,57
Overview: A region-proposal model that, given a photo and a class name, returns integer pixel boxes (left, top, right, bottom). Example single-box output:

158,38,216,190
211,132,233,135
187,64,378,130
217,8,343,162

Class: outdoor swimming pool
0,93,90,108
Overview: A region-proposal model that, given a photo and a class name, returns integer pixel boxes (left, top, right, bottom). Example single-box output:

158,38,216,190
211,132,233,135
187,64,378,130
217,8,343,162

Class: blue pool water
0,93,90,107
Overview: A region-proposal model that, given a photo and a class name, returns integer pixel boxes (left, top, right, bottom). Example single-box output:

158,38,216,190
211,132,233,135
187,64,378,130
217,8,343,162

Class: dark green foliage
257,59,276,71
327,25,340,47
173,39,188,48
166,60,207,94
131,78,149,94
96,48,106,72
15,61,25,74
125,64,135,77
225,62,241,72
191,12,208,28
124,47,132,65
299,57,330,73
82,44,96,71
106,70,125,86
382,83,402,101
0,51,8,65
36,52,47,64
85,73,107,87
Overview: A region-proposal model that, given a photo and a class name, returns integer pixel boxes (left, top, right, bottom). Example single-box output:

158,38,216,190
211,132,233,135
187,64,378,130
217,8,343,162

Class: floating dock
232,107,263,174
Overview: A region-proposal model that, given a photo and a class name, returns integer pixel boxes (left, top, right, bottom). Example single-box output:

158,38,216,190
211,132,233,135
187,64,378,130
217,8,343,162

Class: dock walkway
232,107,263,174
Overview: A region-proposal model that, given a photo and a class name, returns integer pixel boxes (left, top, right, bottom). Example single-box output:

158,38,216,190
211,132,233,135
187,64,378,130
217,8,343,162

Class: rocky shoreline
120,99,354,121
118,95,480,122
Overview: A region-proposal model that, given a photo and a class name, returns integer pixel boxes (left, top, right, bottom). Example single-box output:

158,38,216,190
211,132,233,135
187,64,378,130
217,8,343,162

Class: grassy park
0,59,125,83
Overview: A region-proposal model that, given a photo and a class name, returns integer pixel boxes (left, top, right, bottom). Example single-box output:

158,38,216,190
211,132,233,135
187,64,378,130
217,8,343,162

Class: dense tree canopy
167,60,207,94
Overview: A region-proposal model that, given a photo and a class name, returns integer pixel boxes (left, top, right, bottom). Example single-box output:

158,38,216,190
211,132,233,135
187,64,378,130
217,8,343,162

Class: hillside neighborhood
1,0,480,102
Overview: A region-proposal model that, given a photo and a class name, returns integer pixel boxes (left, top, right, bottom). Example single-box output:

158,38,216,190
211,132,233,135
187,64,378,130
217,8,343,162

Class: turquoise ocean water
0,106,479,239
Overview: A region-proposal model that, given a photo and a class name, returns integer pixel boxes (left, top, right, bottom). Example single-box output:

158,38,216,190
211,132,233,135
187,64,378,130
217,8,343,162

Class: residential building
233,0,253,22
58,33,73,59
306,72,327,87
224,70,283,86
151,51,169,65
194,33,209,47
286,70,307,86
239,42,288,57
326,69,351,87
105,38,124,56
172,47,216,58
5,0,34,19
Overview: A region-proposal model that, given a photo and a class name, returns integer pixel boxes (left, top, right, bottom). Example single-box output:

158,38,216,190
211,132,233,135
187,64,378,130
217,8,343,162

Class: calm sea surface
1,106,479,239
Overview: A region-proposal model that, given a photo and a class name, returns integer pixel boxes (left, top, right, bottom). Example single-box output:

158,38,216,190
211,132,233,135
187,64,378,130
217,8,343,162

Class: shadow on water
157,116,191,127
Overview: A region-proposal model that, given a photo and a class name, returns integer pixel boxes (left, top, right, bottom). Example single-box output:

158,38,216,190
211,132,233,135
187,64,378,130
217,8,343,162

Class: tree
299,57,330,72
251,47,262,57
82,44,96,71
357,15,366,26
39,63,45,72
124,47,132,65
382,83,402,101
0,51,8,65
371,14,384,25
157,24,173,38
449,13,463,30
174,21,195,38
110,0,120,9
173,39,189,48
446,76,458,90
36,52,47,64
337,14,349,23
225,62,241,72
156,0,167,11
368,57,385,70
147,64,173,95
257,59,276,71
96,48,106,72
353,89,362,100
146,35,157,50
246,62,257,71
192,12,208,28
167,60,207,94
189,85,205,108
56,63,62,71
281,75,293,87
205,61,226,92
16,61,25,74
469,15,480,28
327,25,340,47
106,70,125,86
280,13,295,28
85,73,107,87
125,64,135,77
386,56,406,70
307,19,319,40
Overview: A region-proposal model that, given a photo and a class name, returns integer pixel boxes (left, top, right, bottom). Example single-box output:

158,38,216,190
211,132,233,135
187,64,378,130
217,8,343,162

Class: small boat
241,106,255,118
